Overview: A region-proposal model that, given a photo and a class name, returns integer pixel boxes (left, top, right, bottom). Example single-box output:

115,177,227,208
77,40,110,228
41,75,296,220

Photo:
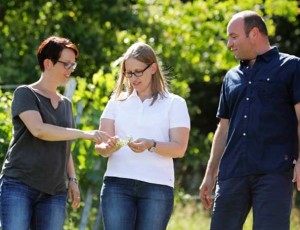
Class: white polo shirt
100,90,190,187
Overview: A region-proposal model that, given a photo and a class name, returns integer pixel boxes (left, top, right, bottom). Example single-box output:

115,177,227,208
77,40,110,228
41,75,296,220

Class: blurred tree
0,0,299,228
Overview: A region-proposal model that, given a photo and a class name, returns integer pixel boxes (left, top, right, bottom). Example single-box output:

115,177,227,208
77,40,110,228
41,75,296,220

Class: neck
31,74,58,94
137,90,153,102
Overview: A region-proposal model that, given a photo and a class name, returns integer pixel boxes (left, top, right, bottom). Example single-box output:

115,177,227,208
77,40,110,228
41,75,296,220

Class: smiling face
45,48,77,85
227,17,255,61
124,58,156,96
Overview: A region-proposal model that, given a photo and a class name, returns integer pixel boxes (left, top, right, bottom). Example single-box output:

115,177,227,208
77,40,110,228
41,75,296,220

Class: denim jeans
210,170,293,230
0,176,67,230
100,177,174,230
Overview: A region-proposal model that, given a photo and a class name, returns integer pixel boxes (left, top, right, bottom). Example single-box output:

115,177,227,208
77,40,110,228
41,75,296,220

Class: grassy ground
167,199,300,230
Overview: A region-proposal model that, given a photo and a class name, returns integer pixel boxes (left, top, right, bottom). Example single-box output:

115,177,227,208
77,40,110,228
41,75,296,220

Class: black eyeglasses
123,63,152,78
57,60,77,71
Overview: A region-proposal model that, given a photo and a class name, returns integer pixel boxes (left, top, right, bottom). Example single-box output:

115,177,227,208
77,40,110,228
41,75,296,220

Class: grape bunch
111,136,132,153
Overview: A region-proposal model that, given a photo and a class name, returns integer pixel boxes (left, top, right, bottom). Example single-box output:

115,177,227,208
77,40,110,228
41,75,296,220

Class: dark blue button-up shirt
217,47,300,180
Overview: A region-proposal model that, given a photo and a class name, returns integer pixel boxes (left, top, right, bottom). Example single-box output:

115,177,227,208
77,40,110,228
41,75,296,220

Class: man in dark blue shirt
199,10,300,230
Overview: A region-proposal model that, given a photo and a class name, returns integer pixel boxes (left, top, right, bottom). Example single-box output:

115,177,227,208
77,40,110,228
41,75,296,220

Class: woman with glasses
0,36,111,230
95,42,190,230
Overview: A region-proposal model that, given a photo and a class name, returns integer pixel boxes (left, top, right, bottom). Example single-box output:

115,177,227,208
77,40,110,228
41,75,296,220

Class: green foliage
0,90,13,159
1,0,300,228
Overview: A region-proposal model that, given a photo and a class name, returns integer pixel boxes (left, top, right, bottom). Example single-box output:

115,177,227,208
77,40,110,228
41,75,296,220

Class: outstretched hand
84,130,112,143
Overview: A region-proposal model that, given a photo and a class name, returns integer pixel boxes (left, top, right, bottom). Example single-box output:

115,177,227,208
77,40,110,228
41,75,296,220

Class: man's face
227,17,254,61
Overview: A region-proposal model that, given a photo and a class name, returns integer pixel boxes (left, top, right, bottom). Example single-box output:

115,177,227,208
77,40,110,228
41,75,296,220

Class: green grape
111,136,132,153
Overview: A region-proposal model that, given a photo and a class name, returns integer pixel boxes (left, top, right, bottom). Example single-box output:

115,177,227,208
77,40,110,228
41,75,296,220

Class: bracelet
69,176,78,184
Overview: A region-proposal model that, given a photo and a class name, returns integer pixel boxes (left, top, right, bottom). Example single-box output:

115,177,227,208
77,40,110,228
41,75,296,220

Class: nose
227,39,233,48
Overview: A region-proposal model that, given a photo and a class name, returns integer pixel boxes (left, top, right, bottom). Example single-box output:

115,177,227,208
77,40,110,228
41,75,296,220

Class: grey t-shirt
1,85,75,195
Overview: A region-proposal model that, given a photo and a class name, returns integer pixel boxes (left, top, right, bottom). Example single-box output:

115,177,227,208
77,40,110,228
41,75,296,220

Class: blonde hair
112,42,169,105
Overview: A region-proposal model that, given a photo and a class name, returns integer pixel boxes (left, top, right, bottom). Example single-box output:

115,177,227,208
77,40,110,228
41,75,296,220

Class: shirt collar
127,89,170,101
240,46,279,68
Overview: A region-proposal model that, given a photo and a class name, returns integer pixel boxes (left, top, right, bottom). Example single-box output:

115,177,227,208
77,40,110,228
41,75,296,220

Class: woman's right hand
95,136,119,157
83,130,112,143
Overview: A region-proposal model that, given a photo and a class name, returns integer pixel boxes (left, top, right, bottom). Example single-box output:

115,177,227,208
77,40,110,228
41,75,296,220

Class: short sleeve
11,86,40,118
169,95,190,129
216,75,230,119
100,99,117,120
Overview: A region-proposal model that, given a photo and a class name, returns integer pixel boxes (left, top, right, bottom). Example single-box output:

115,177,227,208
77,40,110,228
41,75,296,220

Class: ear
44,59,53,70
249,27,259,39
150,63,158,74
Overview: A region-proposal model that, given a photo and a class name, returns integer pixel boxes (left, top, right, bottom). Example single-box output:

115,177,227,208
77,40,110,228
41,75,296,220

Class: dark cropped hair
36,36,79,71
239,11,268,37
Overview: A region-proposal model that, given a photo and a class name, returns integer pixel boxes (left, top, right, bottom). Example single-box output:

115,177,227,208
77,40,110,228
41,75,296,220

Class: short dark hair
241,11,268,37
36,36,79,71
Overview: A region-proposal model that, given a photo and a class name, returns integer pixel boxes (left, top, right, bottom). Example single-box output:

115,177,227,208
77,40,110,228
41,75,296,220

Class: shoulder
278,52,300,71
60,95,72,104
279,52,300,63
13,85,36,98
162,92,187,105
14,85,31,93
166,92,185,101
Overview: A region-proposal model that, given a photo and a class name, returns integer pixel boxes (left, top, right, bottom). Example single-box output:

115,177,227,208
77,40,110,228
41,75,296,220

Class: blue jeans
0,176,67,230
210,170,293,230
100,177,174,230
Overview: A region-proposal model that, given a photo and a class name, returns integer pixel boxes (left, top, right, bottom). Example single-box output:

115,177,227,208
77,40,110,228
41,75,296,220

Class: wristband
69,176,78,184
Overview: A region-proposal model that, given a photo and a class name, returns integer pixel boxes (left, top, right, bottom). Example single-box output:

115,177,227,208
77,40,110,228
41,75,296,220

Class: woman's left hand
128,138,151,153
68,180,81,209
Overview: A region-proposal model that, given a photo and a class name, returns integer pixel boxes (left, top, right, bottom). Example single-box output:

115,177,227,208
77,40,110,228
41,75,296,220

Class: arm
67,154,80,209
94,118,118,158
19,110,106,142
127,127,190,158
292,103,300,190
199,118,229,209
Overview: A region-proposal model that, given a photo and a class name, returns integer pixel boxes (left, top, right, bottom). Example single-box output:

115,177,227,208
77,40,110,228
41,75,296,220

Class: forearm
148,140,188,158
295,104,300,160
67,154,77,178
32,123,90,141
205,120,228,179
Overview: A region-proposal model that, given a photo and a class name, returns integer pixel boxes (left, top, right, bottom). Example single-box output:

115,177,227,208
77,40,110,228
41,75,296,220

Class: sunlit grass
168,199,300,230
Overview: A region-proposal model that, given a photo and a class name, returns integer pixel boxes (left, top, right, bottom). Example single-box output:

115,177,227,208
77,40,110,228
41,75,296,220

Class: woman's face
48,48,76,85
124,58,155,94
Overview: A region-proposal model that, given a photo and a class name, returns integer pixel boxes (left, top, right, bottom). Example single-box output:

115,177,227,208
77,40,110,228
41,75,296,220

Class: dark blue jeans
100,177,174,230
210,170,293,230
0,176,67,230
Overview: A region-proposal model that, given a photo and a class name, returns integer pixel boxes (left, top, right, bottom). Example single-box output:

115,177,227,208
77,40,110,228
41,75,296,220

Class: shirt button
267,78,270,81
243,133,246,136
248,81,252,84
244,115,247,118
246,98,249,101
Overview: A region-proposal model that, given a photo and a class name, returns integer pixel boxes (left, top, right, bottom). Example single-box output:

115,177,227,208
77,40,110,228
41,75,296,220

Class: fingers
293,164,300,191
128,143,145,153
199,183,214,209
91,130,103,143
99,131,113,142
72,195,81,209
127,138,148,153
68,183,80,209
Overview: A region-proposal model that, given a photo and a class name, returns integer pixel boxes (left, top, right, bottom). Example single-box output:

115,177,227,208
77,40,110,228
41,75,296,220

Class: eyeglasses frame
123,63,153,78
57,60,77,71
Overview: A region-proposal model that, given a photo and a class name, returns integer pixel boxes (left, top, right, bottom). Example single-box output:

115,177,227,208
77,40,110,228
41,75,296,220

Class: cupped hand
128,138,150,153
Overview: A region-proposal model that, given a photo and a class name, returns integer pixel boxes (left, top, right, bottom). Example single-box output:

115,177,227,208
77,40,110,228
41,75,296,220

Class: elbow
174,146,187,159
30,126,47,140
